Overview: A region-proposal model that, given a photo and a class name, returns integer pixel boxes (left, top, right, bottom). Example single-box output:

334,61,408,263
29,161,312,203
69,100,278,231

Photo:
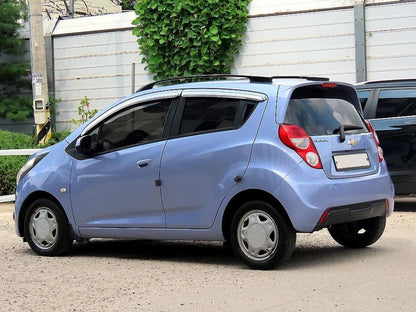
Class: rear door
160,89,266,229
284,84,379,179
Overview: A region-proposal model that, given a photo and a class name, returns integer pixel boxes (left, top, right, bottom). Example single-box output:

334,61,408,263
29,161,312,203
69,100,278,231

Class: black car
355,79,416,195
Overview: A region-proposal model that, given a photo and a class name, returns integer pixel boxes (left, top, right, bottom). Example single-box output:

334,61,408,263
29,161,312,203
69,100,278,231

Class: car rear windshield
284,86,367,136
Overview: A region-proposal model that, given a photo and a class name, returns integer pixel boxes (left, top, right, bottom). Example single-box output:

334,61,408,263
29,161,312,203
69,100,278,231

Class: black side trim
314,199,387,231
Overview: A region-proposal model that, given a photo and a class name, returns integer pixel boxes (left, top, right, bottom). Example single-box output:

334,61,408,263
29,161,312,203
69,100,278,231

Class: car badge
347,139,359,146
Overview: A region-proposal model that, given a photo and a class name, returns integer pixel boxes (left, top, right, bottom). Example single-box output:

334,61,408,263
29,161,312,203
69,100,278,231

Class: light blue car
14,75,394,269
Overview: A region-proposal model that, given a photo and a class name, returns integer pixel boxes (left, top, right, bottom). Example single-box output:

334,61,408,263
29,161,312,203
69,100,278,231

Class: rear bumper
274,160,394,232
313,199,387,231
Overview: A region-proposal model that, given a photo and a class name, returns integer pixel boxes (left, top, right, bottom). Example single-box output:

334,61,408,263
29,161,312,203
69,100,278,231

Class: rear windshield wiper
333,124,364,142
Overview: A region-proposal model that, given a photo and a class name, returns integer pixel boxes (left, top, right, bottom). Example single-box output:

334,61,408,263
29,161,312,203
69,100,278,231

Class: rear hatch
284,83,380,179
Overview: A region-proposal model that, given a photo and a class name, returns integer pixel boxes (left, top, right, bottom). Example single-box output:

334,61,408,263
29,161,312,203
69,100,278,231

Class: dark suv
355,79,416,195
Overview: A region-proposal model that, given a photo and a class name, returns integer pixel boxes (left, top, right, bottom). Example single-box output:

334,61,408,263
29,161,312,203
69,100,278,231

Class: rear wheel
230,201,296,270
24,198,72,256
328,217,386,248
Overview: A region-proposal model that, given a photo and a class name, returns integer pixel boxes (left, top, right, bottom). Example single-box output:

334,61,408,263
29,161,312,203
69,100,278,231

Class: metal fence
0,149,42,203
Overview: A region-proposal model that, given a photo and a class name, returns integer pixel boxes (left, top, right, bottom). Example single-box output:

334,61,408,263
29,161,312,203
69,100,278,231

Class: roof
355,79,416,89
52,11,136,36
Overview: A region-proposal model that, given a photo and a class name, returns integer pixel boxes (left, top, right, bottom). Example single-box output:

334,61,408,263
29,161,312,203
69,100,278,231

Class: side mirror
75,135,94,156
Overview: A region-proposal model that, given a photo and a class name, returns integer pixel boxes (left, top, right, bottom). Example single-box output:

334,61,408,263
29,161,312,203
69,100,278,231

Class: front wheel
230,201,296,270
24,198,72,256
328,217,386,248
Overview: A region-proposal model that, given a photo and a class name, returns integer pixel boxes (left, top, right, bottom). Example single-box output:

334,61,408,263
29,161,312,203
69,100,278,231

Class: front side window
376,88,416,118
179,97,256,135
95,99,171,152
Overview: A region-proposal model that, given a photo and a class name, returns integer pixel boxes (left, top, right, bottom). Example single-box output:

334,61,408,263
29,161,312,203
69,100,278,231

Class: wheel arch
18,191,69,240
221,189,294,242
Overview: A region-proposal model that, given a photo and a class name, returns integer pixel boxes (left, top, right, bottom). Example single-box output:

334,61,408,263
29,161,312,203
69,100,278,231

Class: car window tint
179,98,256,135
376,89,416,118
97,99,171,152
357,90,371,111
285,98,367,136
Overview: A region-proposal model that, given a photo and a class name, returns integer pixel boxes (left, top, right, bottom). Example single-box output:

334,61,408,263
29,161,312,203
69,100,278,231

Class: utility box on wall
33,98,47,125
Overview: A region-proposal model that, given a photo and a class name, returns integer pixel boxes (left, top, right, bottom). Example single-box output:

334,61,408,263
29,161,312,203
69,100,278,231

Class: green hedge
0,130,35,195
0,155,28,195
0,130,70,196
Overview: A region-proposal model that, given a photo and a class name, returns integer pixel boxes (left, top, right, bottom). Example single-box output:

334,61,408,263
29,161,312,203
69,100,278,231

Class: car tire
230,201,296,270
24,198,72,256
328,216,386,248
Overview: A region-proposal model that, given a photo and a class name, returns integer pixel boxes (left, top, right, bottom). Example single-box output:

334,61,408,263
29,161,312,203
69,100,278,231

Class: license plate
333,153,370,171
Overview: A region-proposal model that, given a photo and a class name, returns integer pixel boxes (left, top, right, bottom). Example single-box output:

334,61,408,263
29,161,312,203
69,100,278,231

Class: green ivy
120,0,137,10
132,0,250,80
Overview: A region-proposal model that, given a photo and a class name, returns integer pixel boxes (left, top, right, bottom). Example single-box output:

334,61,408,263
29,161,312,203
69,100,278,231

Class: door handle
137,159,151,168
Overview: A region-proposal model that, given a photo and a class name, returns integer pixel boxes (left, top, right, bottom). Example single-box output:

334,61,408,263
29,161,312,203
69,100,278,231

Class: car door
70,94,177,229
366,88,416,193
160,89,266,229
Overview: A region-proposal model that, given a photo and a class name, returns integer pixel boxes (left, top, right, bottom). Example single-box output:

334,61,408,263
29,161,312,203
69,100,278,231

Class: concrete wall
232,7,356,82
365,2,416,80
51,12,150,131
248,0,395,16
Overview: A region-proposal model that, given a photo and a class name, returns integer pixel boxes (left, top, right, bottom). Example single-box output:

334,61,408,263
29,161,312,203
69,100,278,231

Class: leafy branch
71,96,98,126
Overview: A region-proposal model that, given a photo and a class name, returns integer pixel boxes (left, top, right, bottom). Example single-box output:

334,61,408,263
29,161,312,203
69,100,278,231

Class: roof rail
137,74,330,92
271,76,329,82
137,74,273,91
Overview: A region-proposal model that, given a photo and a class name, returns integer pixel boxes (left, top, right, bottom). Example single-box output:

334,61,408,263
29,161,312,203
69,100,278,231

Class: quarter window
357,90,371,111
178,97,257,135
376,89,416,118
96,99,171,152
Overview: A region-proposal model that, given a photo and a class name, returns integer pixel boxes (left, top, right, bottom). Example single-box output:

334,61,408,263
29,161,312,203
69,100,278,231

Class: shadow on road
67,237,388,270
394,197,416,211
70,239,238,266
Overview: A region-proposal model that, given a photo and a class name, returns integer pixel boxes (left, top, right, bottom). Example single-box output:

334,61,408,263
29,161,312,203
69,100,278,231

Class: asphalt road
0,200,415,312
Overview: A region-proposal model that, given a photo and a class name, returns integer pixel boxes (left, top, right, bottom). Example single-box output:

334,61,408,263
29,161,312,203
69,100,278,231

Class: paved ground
0,200,415,312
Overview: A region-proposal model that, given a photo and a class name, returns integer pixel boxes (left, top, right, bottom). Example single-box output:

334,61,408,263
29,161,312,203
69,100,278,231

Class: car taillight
279,124,322,169
320,82,338,88
366,121,383,162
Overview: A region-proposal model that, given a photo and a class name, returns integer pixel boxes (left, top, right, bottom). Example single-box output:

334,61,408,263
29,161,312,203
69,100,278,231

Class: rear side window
179,98,257,135
285,87,367,136
376,89,416,118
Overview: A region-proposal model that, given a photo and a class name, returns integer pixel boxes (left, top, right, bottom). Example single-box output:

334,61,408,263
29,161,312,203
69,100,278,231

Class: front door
70,98,173,228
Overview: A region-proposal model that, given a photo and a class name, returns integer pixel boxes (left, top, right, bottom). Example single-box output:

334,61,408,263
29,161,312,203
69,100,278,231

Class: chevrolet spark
14,75,394,269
